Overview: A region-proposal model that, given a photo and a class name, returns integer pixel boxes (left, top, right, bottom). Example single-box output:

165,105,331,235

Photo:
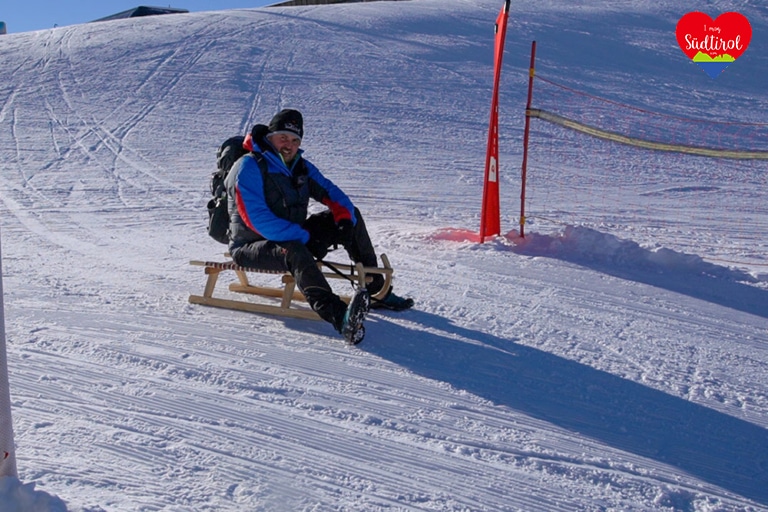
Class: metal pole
519,40,536,238
0,228,18,478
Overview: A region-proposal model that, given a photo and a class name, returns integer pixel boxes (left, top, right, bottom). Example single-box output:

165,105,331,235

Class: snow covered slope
1,0,767,510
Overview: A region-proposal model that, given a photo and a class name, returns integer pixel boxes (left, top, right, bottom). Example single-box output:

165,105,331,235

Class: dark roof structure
270,0,407,6
92,6,189,23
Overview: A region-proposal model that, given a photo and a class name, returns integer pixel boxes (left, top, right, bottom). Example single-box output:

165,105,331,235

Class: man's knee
281,241,316,271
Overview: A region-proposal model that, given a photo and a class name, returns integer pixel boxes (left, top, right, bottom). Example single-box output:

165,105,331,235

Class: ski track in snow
1,1,768,510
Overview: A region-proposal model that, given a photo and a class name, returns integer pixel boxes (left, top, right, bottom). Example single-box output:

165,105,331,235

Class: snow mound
507,225,758,282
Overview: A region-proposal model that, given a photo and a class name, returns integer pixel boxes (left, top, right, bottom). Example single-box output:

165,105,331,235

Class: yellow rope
527,109,768,160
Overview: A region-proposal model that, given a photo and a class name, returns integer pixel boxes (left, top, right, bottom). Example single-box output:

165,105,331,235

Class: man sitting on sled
225,109,413,344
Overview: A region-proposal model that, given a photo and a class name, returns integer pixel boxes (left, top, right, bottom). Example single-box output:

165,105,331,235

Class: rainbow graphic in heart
676,12,752,78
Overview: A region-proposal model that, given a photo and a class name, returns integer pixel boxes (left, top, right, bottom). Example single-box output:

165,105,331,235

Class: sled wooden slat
188,295,321,320
188,254,394,319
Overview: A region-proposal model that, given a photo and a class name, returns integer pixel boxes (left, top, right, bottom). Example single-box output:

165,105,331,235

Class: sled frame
188,254,394,320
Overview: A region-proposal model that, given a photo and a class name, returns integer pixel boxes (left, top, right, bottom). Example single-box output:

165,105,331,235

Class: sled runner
188,254,394,320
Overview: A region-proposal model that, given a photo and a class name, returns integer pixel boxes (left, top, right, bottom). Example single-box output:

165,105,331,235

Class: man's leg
230,240,348,327
332,209,413,310
303,209,385,296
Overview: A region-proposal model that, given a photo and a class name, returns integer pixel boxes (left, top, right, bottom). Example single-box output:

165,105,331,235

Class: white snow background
1,0,767,510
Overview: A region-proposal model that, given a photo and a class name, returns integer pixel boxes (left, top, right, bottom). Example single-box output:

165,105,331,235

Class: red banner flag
479,0,511,242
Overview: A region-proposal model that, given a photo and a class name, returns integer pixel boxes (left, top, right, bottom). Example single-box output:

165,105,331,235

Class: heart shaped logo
676,12,752,78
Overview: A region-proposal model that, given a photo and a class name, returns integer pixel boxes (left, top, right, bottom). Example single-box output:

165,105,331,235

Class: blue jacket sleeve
234,156,310,243
304,160,358,225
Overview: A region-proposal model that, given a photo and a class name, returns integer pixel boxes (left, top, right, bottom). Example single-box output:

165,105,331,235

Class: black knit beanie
268,109,304,140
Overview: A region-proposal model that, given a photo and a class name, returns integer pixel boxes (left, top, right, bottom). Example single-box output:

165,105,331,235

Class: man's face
269,133,301,163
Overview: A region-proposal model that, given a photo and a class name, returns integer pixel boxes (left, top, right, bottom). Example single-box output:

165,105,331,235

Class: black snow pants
229,208,384,327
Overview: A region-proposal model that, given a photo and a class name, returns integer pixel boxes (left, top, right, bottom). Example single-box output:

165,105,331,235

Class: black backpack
207,136,248,244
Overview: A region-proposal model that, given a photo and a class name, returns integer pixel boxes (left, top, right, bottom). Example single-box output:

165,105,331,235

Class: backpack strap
252,151,268,175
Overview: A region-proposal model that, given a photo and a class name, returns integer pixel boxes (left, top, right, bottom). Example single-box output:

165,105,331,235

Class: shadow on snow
363,310,768,506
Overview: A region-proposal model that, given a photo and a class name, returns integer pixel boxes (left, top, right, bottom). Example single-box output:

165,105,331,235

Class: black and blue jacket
225,137,356,249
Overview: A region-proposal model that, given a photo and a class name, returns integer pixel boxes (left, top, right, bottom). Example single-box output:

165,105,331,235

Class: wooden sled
188,254,394,320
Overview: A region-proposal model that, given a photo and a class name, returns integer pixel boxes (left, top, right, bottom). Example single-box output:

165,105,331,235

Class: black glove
305,237,328,260
336,219,355,247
